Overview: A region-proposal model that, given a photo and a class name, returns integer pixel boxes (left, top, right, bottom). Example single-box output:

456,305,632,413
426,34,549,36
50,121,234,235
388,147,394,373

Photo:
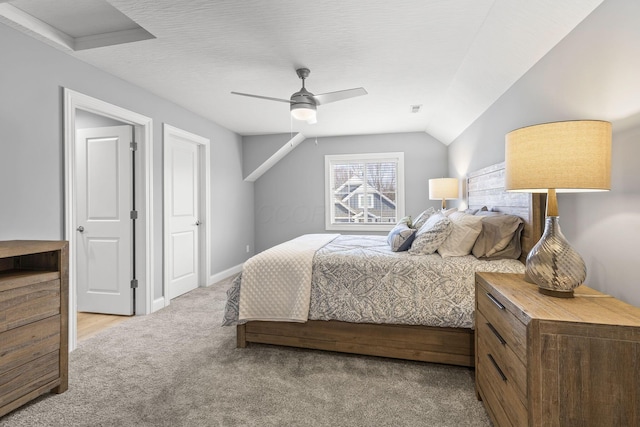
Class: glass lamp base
525,216,586,298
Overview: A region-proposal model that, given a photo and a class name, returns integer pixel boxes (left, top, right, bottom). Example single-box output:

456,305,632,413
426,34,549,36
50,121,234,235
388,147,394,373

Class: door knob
77,226,84,232
194,220,201,226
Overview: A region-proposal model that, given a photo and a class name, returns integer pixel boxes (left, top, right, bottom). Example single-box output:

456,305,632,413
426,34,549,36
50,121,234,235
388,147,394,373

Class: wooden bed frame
237,162,544,367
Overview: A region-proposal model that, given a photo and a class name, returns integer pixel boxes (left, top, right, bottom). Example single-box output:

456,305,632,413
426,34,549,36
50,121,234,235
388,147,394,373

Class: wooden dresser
0,240,69,417
475,272,640,427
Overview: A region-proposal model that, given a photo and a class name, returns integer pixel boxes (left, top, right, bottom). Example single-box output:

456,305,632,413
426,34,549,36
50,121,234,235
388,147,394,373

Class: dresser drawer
0,279,60,332
477,348,528,427
477,311,526,408
476,280,527,364
0,351,59,409
0,315,60,375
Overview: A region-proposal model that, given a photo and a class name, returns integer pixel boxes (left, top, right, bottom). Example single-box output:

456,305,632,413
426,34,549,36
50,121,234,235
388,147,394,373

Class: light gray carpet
1,275,491,427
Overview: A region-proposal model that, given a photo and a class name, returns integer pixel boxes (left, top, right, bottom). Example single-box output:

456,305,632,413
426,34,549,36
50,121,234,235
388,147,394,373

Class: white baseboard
152,296,168,313
208,263,243,286
151,264,242,313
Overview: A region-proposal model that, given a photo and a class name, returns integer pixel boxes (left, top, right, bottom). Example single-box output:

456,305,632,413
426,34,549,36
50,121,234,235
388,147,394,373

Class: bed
224,162,544,367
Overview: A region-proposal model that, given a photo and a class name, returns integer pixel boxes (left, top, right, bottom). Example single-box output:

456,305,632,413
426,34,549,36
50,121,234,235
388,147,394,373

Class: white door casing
75,126,133,315
64,88,154,352
163,124,211,303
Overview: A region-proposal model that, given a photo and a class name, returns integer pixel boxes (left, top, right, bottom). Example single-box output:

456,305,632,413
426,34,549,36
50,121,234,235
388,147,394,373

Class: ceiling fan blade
231,92,292,104
313,87,367,105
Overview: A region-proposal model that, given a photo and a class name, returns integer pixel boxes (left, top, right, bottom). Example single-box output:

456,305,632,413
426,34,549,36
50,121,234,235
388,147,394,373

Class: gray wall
246,132,447,252
0,22,254,301
448,0,640,306
76,109,128,128
242,133,295,179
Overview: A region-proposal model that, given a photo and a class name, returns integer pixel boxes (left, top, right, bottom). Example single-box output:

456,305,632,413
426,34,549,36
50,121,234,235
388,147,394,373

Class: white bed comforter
238,233,339,322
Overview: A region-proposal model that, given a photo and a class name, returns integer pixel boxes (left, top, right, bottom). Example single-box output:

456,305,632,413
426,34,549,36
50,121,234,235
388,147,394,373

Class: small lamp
505,120,611,297
429,178,459,210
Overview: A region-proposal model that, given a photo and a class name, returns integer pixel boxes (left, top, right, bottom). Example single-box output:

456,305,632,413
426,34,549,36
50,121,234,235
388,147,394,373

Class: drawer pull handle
486,322,507,345
486,292,505,310
487,354,507,382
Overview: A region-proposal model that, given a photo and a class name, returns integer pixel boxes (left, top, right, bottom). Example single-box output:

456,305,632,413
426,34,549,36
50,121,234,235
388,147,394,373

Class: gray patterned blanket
223,235,524,328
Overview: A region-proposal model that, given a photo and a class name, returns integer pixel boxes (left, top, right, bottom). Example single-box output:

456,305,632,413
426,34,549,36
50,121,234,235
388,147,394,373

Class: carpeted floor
0,275,491,427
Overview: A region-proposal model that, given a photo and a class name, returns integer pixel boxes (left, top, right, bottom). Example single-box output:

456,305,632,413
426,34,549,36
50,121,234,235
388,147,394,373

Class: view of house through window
325,152,405,231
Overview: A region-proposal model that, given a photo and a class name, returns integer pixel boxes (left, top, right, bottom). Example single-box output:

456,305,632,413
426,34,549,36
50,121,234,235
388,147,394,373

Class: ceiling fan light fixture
231,67,366,125
290,103,317,122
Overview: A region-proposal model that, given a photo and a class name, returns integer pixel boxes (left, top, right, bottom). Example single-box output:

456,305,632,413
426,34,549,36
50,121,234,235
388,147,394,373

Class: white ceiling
1,0,604,144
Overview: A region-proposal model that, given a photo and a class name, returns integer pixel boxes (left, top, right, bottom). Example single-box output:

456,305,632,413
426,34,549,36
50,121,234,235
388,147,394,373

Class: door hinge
130,210,138,220
130,279,138,289
130,141,138,151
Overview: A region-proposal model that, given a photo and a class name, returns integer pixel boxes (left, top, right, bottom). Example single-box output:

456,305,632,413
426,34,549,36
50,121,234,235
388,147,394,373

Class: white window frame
325,152,405,232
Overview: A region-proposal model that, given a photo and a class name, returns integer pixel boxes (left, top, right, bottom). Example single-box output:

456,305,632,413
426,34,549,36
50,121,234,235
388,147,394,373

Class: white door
166,136,200,299
76,126,134,315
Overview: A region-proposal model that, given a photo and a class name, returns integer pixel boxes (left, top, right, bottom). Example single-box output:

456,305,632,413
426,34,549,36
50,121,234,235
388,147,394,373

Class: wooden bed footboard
237,320,474,367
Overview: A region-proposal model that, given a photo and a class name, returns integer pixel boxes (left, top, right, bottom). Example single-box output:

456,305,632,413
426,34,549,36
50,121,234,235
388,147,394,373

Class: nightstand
475,272,640,427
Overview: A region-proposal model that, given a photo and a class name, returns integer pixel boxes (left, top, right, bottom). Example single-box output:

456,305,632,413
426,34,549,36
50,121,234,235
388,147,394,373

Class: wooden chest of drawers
0,241,68,417
475,272,640,427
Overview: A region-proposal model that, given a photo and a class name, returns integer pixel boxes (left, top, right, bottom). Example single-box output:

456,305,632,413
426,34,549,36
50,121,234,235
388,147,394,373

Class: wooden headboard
467,162,545,262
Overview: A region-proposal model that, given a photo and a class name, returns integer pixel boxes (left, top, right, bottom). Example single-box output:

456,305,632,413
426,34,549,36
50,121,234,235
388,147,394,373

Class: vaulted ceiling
0,0,604,144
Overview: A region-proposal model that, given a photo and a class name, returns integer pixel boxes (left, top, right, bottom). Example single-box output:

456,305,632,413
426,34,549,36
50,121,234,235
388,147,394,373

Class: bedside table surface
476,272,640,328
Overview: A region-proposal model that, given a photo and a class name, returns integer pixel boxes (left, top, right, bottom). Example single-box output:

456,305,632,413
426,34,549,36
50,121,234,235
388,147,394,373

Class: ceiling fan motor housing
290,88,316,106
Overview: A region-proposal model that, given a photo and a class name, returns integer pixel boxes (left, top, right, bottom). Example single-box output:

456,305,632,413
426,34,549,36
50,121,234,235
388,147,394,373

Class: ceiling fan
231,68,367,124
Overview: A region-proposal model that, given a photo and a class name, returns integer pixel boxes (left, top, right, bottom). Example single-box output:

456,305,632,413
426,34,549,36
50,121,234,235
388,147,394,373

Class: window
357,194,374,209
325,152,404,231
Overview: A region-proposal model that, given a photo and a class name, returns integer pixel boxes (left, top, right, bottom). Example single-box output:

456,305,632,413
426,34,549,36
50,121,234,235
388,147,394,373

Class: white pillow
408,213,452,255
437,211,483,257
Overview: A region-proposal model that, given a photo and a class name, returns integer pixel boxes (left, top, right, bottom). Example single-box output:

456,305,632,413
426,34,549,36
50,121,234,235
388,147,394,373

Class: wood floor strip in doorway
77,312,132,343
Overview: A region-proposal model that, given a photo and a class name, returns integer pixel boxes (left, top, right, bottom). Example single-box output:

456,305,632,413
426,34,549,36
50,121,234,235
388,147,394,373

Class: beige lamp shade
429,178,459,200
505,120,612,193
429,178,459,209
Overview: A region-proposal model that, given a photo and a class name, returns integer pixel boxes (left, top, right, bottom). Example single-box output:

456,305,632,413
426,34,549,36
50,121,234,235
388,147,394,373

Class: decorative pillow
437,212,483,257
408,213,452,255
387,223,417,252
472,213,524,259
442,207,458,217
412,207,436,230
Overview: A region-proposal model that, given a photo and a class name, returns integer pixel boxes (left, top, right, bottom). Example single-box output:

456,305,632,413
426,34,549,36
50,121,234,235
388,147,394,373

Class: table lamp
429,178,459,210
505,120,611,297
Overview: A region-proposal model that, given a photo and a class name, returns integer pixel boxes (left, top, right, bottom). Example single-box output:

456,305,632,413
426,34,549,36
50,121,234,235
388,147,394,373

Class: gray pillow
482,222,524,260
465,206,487,215
408,213,452,255
472,214,524,260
